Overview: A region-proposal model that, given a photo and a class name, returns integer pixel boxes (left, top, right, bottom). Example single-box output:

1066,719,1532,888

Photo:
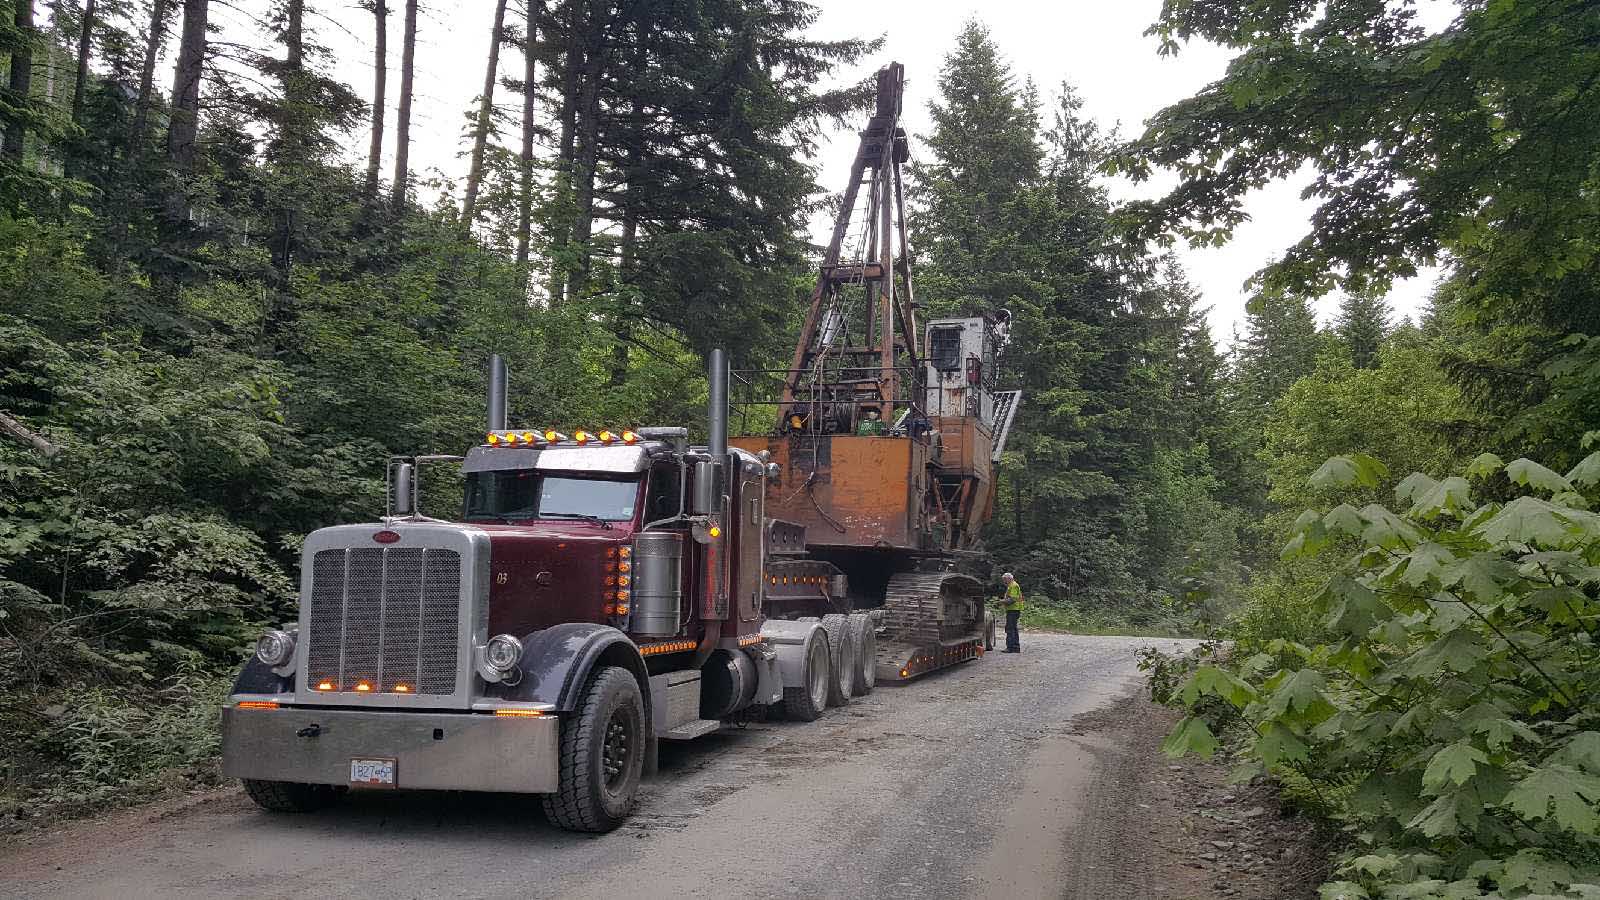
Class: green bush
1164,449,1600,898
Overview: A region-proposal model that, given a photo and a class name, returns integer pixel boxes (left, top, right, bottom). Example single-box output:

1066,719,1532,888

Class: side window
645,465,682,520
929,326,962,371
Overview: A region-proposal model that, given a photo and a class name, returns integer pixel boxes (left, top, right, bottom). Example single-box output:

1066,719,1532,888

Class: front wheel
242,779,338,813
542,666,646,833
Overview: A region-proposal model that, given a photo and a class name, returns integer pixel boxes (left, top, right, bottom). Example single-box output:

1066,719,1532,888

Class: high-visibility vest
1003,581,1024,611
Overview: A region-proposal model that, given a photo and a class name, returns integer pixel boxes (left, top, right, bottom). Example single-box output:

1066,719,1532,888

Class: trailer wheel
542,665,645,833
820,614,856,707
984,612,997,652
782,630,831,722
242,779,338,813
848,613,876,696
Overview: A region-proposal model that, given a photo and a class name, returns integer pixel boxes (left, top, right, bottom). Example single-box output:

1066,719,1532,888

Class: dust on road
2,633,1208,900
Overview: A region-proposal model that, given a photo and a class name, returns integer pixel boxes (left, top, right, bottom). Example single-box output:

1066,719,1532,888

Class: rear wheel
542,666,646,833
782,631,831,722
242,779,338,813
820,614,856,707
984,612,997,652
848,613,876,696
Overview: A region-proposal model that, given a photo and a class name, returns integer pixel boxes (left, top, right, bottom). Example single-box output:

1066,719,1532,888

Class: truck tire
242,779,338,813
782,630,831,722
820,614,855,707
984,612,997,652
848,613,876,696
542,666,646,833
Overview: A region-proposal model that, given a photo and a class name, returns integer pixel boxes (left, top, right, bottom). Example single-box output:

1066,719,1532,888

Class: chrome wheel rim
808,639,828,710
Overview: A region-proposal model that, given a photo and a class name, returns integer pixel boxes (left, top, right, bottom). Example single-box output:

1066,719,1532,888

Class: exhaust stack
708,348,727,457
487,354,508,432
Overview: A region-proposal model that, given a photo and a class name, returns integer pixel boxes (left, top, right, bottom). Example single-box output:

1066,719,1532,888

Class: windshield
462,471,640,523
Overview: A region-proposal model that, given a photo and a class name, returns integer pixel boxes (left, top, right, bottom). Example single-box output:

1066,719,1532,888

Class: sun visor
463,445,649,475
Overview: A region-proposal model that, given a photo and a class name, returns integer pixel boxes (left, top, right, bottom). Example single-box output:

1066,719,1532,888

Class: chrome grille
304,546,462,696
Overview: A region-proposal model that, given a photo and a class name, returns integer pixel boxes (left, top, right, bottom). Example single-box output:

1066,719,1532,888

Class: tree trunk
271,0,305,279
460,0,508,227
165,0,207,211
546,0,581,303
362,0,387,203
390,0,417,211
70,0,97,125
566,3,605,300
132,0,170,146
608,27,647,387
514,0,541,268
3,0,36,162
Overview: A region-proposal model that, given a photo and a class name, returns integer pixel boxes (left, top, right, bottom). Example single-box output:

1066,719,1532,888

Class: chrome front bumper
221,703,559,793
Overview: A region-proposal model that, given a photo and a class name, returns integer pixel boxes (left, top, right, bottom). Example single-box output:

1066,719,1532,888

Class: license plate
350,757,397,788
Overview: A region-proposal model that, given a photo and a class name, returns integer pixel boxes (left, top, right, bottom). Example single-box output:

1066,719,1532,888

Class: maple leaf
1475,497,1572,547
1506,458,1576,495
1162,716,1219,760
1422,740,1488,792
1503,765,1600,834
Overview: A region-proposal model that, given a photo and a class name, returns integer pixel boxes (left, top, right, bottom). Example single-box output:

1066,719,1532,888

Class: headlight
255,630,295,667
484,634,524,671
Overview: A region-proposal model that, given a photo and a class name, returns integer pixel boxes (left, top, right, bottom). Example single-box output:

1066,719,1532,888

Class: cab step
662,719,722,741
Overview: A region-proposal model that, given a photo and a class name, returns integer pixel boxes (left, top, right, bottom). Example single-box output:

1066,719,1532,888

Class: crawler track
875,571,986,681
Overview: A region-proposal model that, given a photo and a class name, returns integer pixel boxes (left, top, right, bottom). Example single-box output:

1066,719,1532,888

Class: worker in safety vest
998,572,1023,653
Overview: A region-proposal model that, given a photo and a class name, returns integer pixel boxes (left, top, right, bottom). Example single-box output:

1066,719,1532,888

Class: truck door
734,460,764,627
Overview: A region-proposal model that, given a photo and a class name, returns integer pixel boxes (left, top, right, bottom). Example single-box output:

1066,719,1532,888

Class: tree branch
0,411,59,458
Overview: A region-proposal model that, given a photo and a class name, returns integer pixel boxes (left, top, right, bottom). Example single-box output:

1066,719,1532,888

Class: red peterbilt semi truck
220,351,881,833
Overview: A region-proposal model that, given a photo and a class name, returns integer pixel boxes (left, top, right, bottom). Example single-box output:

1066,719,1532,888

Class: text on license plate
350,757,396,787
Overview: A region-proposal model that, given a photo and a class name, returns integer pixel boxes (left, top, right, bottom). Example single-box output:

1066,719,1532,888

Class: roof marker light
574,430,590,445
486,433,500,445
545,430,567,443
621,430,638,444
598,430,614,443
521,431,536,444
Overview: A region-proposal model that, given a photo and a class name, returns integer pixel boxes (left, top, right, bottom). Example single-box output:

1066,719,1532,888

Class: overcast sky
240,0,1445,344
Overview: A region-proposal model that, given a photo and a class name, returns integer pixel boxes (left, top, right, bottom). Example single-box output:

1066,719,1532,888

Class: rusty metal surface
733,433,928,551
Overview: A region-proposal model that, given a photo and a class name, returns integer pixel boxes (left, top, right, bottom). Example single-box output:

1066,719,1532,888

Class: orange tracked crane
731,62,1022,682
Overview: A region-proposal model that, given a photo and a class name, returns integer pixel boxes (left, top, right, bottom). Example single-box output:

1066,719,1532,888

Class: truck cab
220,356,872,834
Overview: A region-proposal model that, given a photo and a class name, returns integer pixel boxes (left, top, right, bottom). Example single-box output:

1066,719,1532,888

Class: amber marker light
900,669,909,678
355,682,372,692
618,561,631,573
393,684,411,693
598,430,614,443
618,546,631,558
616,604,630,616
708,524,722,538
494,709,544,717
545,430,567,443
573,430,591,445
316,680,336,691
621,430,638,444
236,700,279,709
486,432,500,445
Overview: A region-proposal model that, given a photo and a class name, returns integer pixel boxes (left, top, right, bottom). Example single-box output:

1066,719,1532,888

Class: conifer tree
1335,290,1391,369
1234,290,1322,414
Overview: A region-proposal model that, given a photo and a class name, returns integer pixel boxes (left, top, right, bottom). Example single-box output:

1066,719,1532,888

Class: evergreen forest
0,1,1597,894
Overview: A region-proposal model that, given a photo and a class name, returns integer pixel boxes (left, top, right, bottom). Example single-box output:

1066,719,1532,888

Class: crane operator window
929,326,963,371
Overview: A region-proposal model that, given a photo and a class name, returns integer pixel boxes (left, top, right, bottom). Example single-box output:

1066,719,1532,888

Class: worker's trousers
1004,609,1021,652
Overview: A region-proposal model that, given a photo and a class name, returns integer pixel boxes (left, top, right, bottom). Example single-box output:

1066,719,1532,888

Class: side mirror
691,459,719,515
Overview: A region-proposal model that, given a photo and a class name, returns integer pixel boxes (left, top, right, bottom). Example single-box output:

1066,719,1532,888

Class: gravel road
0,633,1200,900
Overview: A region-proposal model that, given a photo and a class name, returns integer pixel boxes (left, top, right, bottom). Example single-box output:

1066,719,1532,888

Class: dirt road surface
2,633,1212,900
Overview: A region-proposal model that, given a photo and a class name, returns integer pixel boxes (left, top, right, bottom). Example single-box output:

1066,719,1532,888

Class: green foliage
915,22,1251,624
1165,448,1600,898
